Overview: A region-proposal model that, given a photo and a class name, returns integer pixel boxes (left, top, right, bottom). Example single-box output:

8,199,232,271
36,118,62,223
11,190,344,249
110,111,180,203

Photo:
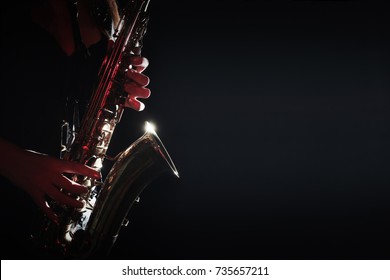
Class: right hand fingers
56,175,89,195
33,185,84,223
35,193,83,224
33,195,58,224
46,185,84,209
60,160,101,180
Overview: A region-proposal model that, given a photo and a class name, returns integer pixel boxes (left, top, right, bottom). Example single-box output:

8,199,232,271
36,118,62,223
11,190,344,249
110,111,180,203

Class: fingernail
138,102,145,111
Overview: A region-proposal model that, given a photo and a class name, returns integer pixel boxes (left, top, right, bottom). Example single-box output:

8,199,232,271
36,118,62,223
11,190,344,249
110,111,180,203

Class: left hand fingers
124,82,151,99
129,56,149,73
125,97,145,111
126,69,150,87
123,82,151,111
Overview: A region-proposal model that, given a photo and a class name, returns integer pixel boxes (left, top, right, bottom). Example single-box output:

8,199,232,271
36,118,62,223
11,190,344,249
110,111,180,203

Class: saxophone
33,0,179,259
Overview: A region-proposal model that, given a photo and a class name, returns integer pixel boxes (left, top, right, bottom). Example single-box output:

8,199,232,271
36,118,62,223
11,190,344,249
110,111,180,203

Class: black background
107,0,390,260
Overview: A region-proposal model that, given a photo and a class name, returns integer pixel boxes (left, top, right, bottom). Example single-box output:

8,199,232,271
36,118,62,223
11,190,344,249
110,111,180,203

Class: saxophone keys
122,218,129,227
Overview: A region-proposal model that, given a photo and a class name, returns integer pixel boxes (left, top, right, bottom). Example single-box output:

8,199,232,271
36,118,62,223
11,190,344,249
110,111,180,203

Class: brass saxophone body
34,0,178,258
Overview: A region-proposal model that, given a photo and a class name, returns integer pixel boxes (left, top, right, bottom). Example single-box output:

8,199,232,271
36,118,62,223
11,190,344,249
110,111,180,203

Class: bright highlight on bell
145,121,156,134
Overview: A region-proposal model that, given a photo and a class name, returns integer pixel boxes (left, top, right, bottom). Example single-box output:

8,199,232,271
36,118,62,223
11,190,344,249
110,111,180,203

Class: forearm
0,137,27,179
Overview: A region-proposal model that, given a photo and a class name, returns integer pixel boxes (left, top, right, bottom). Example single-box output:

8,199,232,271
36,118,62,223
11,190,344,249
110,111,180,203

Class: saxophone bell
76,121,179,258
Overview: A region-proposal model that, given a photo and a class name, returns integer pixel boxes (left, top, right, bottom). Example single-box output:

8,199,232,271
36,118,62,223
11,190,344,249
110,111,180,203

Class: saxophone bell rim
144,121,180,178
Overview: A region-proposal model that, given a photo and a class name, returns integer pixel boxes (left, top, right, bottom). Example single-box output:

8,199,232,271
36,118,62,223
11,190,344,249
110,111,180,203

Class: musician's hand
106,40,151,111
123,54,151,111
0,138,101,223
